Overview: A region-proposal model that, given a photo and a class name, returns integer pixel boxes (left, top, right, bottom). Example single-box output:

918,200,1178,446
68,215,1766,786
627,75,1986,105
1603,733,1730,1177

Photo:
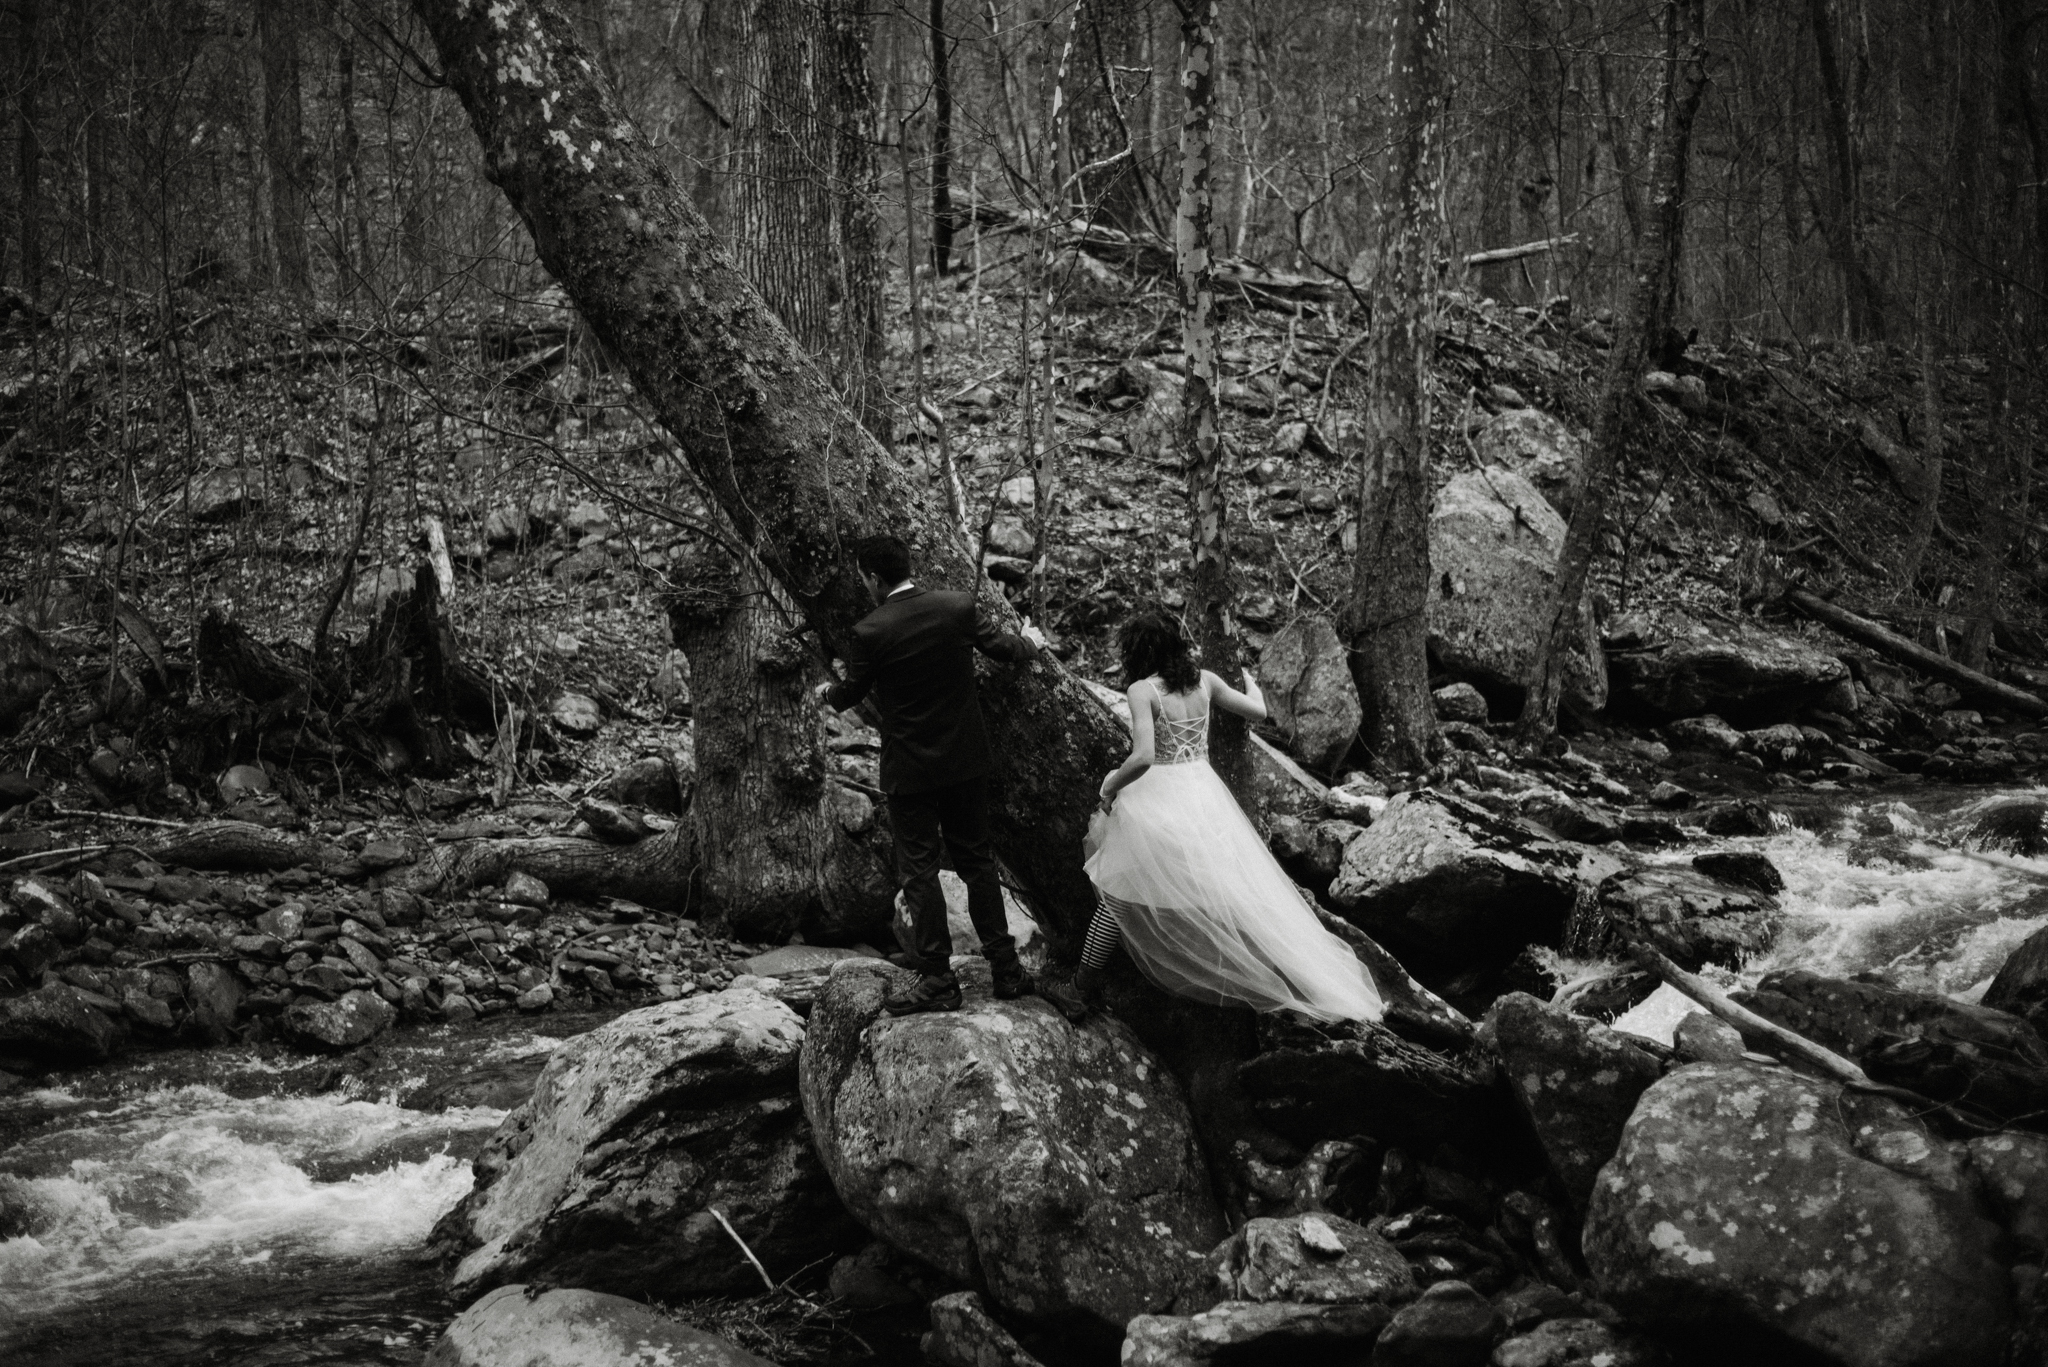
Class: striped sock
1081,893,1129,968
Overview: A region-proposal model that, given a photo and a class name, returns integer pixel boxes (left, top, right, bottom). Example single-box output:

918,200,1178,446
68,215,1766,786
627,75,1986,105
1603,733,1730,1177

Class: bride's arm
1204,667,1269,721
1100,682,1156,808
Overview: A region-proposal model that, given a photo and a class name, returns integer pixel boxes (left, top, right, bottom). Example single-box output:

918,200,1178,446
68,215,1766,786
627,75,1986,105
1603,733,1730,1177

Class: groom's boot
1040,964,1105,1024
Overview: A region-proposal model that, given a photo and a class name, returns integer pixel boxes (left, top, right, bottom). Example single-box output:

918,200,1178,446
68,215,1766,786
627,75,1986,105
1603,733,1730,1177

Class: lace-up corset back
1151,682,1209,764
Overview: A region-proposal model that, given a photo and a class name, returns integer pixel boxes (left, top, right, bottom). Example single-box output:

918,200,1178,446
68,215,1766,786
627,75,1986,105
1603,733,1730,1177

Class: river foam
0,1085,502,1332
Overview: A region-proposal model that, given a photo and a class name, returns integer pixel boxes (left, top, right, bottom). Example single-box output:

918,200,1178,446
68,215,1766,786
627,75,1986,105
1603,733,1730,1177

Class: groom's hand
1019,616,1050,657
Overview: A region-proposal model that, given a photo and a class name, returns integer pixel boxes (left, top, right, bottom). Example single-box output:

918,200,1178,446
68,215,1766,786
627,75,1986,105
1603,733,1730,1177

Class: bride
1042,606,1384,1024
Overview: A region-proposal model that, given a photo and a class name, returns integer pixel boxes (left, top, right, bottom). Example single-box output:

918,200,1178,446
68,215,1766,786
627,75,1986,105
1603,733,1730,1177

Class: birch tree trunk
1339,0,1443,773
407,0,1124,945
1521,0,1711,739
1174,0,1248,797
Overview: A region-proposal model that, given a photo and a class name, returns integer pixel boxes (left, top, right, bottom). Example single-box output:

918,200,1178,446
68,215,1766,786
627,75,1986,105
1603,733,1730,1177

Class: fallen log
152,821,322,871
1785,586,2048,717
1459,234,1579,268
1629,942,1997,1133
409,824,697,913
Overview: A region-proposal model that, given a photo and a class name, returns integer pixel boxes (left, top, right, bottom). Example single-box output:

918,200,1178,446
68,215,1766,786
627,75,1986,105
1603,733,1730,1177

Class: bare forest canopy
0,0,2040,349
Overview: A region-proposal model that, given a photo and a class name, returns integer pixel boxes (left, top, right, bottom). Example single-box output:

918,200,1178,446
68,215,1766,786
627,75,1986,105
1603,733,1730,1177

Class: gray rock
564,500,613,539
549,691,603,736
1969,1131,2048,1258
1670,1011,1746,1064
606,751,692,813
502,870,550,907
1586,1063,2011,1367
1327,791,1582,977
0,984,125,1067
1482,993,1662,1214
1733,970,2048,1130
1373,1279,1504,1366
1490,1317,1665,1367
284,988,395,1050
800,960,1223,1336
186,467,264,521
440,989,860,1299
1124,1301,1400,1367
1987,922,2048,1033
986,519,1035,558
1583,865,1779,972
1193,1212,1418,1309
1609,618,1848,726
1432,683,1489,724
1472,409,1586,516
424,1285,774,1367
1428,467,1606,714
7,875,82,941
185,961,244,1042
1260,616,1363,772
925,1291,1048,1367
483,504,529,547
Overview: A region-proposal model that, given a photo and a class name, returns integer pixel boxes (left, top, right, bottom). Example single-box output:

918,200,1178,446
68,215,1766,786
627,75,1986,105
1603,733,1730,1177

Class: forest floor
0,245,2041,1036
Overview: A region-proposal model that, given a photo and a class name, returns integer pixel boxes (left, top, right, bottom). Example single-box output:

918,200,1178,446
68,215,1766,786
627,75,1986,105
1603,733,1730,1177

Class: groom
824,534,1046,1015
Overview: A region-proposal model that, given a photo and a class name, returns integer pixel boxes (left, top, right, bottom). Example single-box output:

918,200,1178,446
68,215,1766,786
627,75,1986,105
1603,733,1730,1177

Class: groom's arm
966,598,1043,664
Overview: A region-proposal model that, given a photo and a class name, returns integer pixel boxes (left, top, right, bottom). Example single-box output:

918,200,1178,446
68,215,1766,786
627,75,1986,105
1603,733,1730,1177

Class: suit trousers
887,776,1018,984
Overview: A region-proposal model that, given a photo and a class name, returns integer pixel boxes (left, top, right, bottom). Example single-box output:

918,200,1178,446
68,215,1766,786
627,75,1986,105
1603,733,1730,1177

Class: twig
134,952,233,970
710,1207,790,1299
0,844,112,873
48,806,189,829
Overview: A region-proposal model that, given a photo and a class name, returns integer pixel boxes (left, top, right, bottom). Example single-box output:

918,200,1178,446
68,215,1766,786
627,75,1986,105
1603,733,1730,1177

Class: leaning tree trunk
1521,0,1710,739
669,543,893,944
410,0,1123,948
1340,0,1442,773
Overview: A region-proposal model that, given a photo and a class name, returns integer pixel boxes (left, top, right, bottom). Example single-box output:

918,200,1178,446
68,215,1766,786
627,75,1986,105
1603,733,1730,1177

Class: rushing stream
3,787,2047,1364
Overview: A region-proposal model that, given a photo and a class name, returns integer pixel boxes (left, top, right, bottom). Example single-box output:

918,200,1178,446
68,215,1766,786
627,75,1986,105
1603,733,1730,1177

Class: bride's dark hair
1119,606,1201,694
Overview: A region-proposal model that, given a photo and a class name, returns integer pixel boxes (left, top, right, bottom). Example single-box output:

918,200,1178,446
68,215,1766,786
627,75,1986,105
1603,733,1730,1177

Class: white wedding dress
1082,684,1385,1023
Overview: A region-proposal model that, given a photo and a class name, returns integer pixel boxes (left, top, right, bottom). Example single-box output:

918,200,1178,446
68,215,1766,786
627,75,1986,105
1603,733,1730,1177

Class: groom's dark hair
853,534,913,587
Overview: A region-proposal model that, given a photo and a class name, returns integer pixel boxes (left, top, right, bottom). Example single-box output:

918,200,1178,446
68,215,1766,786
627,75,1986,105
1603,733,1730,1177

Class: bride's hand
1098,771,1118,811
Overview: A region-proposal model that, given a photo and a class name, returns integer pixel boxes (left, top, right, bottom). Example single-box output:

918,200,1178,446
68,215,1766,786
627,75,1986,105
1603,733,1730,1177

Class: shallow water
5,787,2046,1362
0,1024,573,1365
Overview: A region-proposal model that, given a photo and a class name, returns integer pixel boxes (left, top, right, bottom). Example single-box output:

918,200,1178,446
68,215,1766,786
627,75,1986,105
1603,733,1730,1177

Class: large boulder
284,988,395,1051
1123,1299,1400,1367
1734,969,2048,1131
0,983,126,1069
1481,992,1662,1214
1472,409,1586,516
1325,791,1583,988
1259,616,1363,772
1580,865,1781,972
1585,1062,2012,1367
436,988,860,1299
1426,467,1606,714
1986,922,2048,1034
424,1285,774,1367
799,960,1224,1344
1607,615,1848,725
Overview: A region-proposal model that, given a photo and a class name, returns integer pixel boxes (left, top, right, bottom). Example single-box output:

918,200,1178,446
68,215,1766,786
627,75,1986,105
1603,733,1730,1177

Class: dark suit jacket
825,586,1040,795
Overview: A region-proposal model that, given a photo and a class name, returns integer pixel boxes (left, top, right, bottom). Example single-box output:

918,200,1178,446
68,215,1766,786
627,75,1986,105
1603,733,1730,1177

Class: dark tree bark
1071,0,1147,234
827,0,884,436
1174,0,1248,797
733,0,832,355
1806,0,1885,339
257,0,312,297
1521,0,1711,738
1340,0,1443,773
669,545,893,944
407,0,1124,947
16,0,43,300
928,0,956,275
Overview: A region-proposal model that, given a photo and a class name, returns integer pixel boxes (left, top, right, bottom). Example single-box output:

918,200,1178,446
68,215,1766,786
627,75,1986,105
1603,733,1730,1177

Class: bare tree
1522,0,1712,739
257,0,312,297
1340,0,1444,772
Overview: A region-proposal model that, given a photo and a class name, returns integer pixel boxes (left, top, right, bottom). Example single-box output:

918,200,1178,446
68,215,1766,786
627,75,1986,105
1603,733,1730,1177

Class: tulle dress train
1082,690,1383,1023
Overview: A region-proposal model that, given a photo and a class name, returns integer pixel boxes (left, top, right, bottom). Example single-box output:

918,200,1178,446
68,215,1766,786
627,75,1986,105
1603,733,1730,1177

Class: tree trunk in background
409,0,1125,947
828,0,884,437
1072,0,1146,233
16,0,43,300
669,545,893,944
1340,0,1442,774
1897,324,1945,592
734,0,832,356
1522,0,1710,739
929,0,955,275
335,41,369,298
1176,0,1248,798
257,0,311,298
1807,0,1885,339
